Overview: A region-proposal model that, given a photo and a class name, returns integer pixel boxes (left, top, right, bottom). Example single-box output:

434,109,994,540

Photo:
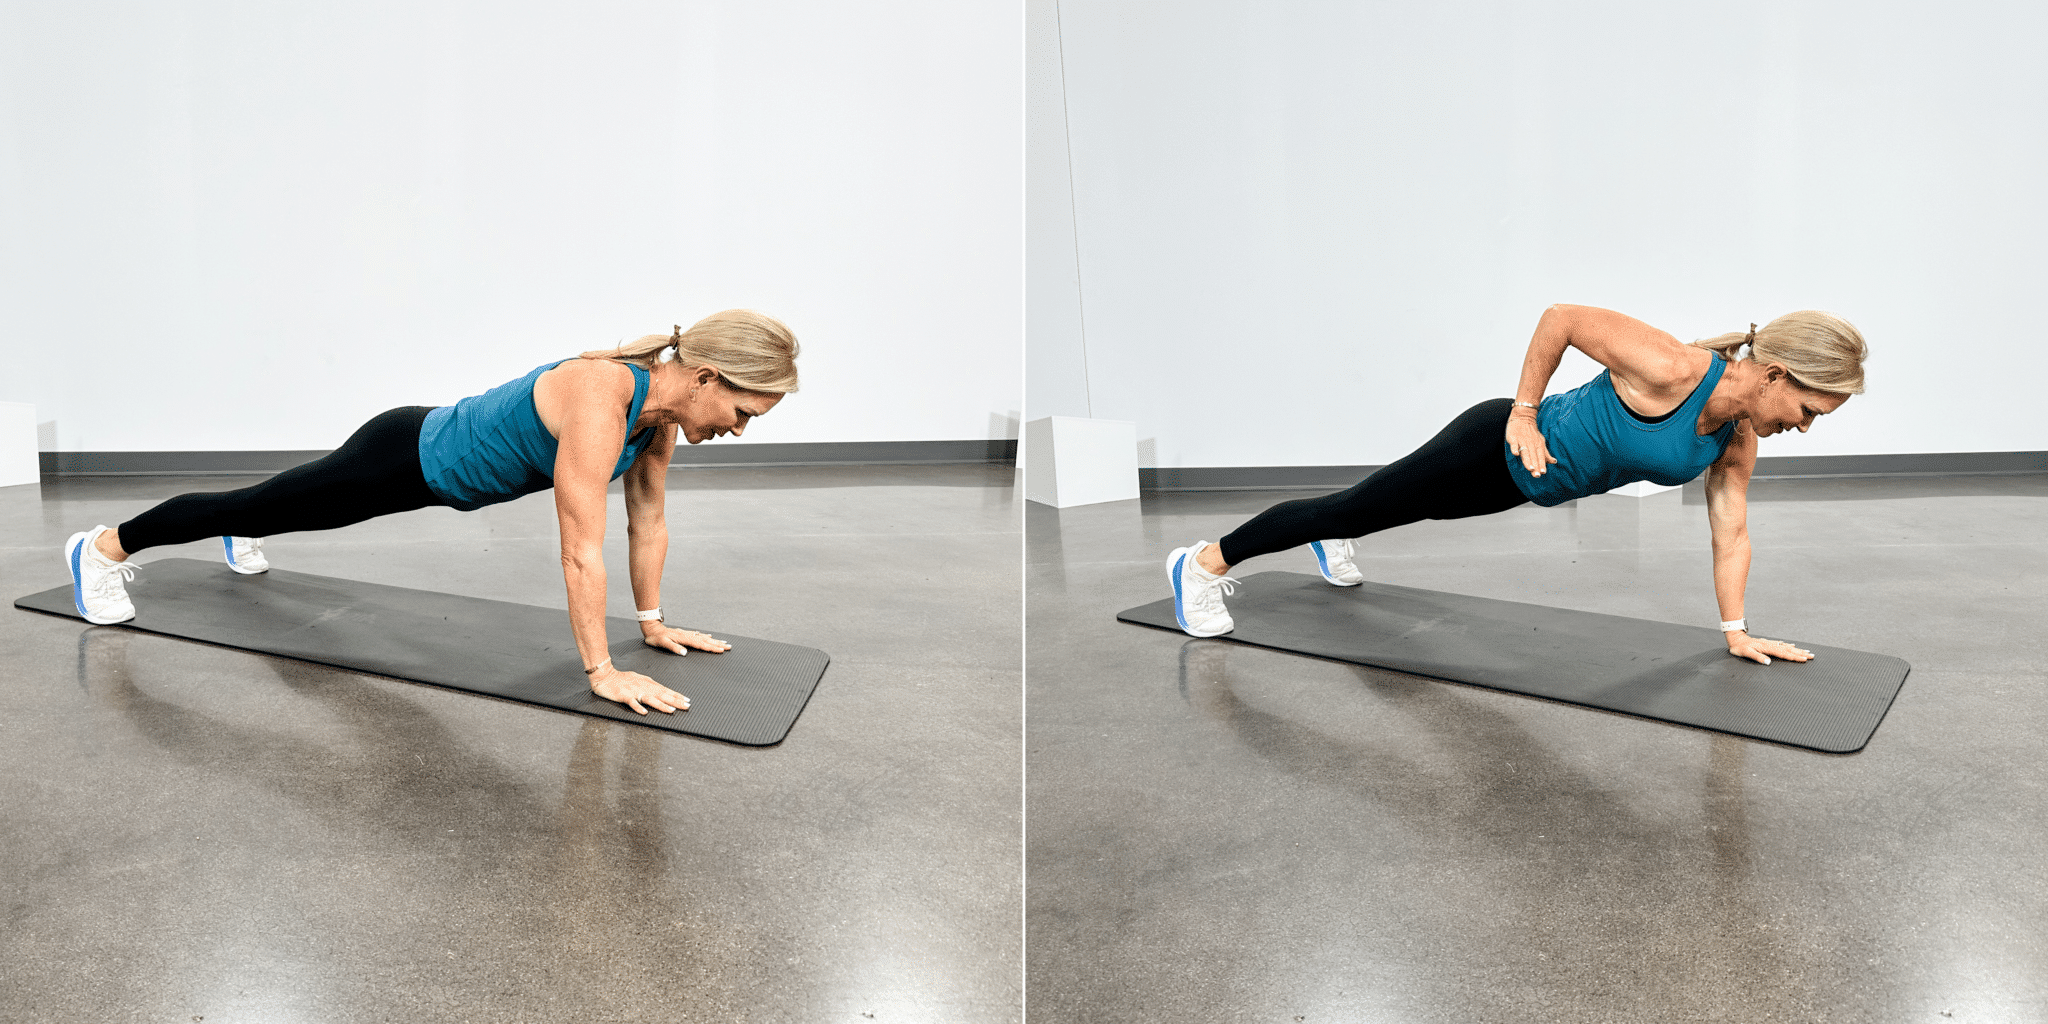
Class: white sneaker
223,536,269,574
1166,542,1238,638
64,526,139,625
1310,537,1364,586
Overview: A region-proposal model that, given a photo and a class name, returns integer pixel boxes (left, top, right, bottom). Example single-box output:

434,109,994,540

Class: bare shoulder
1553,304,1699,391
540,356,634,395
533,357,634,436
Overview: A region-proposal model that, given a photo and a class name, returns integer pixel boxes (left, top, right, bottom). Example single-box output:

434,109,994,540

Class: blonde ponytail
581,309,800,394
1691,310,1867,395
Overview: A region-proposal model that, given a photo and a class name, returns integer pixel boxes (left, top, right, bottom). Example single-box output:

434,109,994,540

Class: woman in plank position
1166,304,1867,666
64,310,798,715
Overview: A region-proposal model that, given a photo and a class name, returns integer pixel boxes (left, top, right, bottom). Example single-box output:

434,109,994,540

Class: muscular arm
620,413,730,663
1504,308,1571,478
1704,424,1814,665
1511,305,1572,413
1508,304,1699,479
536,359,698,713
548,361,637,676
1704,421,1757,630
623,423,676,625
1516,304,1694,408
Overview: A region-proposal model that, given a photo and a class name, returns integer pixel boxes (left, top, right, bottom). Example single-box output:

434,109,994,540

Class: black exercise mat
1119,571,1909,753
16,558,829,745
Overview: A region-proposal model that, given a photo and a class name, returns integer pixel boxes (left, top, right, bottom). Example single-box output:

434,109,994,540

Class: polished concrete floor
2,464,1020,1023
1028,474,2047,1024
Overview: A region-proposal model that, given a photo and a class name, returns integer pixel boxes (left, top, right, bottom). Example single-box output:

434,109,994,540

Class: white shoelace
1188,572,1239,616
1325,538,1354,561
88,559,138,601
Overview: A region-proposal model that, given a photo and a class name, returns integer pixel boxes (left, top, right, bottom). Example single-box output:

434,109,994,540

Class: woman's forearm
1710,532,1752,635
627,523,668,619
561,549,614,672
1513,306,1572,412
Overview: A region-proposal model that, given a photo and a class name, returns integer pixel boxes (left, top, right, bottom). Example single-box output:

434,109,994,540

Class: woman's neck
1701,358,1763,429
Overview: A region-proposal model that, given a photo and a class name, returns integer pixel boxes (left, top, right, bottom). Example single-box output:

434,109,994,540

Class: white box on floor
1025,415,1138,508
0,402,38,487
1606,480,1681,498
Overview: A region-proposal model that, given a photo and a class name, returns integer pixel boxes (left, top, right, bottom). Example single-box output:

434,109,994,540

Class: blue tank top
1507,351,1738,507
417,360,657,512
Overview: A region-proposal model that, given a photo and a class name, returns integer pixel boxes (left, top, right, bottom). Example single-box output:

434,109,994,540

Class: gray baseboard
1743,450,2046,478
665,439,1015,468
1141,465,1381,492
39,439,1017,477
1140,450,2048,491
40,450,336,476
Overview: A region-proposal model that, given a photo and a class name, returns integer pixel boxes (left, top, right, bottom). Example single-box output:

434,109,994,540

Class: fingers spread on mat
593,668,693,715
645,626,732,655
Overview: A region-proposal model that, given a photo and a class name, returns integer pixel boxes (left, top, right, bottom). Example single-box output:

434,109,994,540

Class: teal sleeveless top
418,360,657,512
1507,352,1738,507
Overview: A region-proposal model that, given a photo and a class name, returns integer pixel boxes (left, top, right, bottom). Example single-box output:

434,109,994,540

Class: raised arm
1704,421,1813,666
1525,304,1694,391
1509,305,1571,414
1508,304,1701,479
1505,307,1569,479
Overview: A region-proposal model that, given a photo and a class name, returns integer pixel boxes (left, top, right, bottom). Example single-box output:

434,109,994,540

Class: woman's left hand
1726,632,1813,665
642,623,733,656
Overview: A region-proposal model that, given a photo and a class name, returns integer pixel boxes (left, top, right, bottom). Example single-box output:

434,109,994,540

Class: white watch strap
636,608,663,622
1721,618,1746,633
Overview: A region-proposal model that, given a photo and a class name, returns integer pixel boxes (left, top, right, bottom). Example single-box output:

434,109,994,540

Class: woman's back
419,360,654,512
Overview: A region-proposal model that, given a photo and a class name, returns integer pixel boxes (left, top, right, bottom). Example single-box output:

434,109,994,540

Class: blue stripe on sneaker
1312,541,1331,579
1171,552,1191,632
223,536,234,566
69,536,88,618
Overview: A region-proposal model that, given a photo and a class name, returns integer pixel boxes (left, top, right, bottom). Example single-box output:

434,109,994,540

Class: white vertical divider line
1053,0,1093,418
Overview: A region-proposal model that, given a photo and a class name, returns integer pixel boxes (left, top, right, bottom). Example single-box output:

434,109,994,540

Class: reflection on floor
3,464,1020,1023
1028,474,2047,1023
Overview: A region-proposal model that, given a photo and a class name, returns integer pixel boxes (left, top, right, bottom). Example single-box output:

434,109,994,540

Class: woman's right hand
589,664,691,715
1505,412,1558,478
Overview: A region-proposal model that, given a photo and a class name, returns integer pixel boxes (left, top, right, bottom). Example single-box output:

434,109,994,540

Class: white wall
1025,0,1090,422
1038,0,2048,468
0,0,1020,452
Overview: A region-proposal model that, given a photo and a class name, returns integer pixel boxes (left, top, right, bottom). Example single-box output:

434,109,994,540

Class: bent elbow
1540,305,1577,351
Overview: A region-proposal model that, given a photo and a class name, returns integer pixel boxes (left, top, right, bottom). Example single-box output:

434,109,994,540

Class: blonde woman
63,310,799,716
1167,304,1866,667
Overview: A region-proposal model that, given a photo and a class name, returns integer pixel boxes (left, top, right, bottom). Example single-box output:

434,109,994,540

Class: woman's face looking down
678,373,783,445
1749,365,1849,438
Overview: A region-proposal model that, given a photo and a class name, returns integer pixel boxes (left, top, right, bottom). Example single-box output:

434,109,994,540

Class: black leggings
119,406,445,554
1217,398,1532,566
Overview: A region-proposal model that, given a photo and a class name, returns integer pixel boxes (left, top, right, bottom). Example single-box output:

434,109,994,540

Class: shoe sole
66,530,135,625
1166,547,1232,638
1311,540,1364,587
222,536,268,574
